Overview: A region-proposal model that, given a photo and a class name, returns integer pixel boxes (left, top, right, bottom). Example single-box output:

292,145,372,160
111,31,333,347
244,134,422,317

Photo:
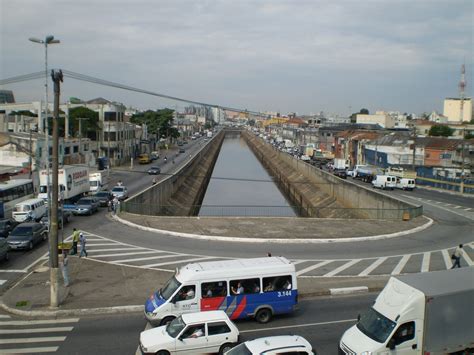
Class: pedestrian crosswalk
0,314,78,353
61,232,474,278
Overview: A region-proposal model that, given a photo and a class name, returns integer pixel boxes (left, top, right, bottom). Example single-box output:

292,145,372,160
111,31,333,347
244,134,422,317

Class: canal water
199,135,296,217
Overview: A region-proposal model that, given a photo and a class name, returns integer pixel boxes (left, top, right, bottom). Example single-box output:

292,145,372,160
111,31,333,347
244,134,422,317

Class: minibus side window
230,278,260,295
263,275,292,292
201,281,227,298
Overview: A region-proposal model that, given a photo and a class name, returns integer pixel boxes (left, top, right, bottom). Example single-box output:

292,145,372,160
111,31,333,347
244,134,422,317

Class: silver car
111,186,128,201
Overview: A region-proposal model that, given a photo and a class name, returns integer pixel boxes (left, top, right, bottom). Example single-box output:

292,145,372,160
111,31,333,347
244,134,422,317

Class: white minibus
12,198,47,222
396,177,416,191
144,257,298,326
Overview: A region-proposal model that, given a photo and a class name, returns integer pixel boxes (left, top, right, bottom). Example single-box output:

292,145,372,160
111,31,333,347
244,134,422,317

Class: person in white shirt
451,244,464,269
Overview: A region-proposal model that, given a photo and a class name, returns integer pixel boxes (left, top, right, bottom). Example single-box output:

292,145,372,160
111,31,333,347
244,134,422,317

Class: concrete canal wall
242,130,422,219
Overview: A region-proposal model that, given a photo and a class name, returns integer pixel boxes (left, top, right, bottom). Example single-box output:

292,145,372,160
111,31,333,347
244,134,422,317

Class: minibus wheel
255,308,272,323
160,316,175,326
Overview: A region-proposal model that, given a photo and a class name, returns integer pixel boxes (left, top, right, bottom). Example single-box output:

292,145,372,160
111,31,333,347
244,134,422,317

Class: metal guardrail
121,203,423,220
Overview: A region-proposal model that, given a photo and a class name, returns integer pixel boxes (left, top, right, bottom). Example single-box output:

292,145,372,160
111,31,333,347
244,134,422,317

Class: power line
0,71,45,85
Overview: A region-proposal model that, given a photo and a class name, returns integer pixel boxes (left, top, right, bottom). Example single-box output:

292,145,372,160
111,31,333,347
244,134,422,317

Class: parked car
7,222,48,251
179,148,185,153
147,166,161,175
73,197,100,216
111,186,129,201
40,209,72,230
0,237,9,262
139,311,239,355
225,335,315,355
94,191,114,207
0,218,18,239
333,169,347,179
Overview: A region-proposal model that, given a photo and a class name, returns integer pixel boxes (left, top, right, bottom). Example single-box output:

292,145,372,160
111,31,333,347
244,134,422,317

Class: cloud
0,0,472,114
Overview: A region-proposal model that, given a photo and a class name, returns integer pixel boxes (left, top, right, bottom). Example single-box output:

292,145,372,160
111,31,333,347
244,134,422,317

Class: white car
140,310,239,355
111,186,128,201
225,335,315,355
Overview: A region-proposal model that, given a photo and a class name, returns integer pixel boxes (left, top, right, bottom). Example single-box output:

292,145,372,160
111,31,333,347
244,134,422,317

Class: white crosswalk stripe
77,231,474,278
0,317,77,353
0,280,6,286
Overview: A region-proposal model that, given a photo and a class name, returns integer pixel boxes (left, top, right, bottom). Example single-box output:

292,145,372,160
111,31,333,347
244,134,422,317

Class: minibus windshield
165,316,186,338
357,307,396,343
160,276,181,300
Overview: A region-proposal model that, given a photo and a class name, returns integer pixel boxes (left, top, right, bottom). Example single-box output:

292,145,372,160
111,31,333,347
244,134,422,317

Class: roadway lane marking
296,260,332,276
0,270,27,273
91,251,162,258
0,319,79,326
290,260,307,265
0,327,74,334
239,318,357,333
391,255,410,275
0,280,5,285
463,252,473,266
113,254,186,264
402,195,474,221
358,257,388,276
0,336,66,344
441,250,452,269
465,208,472,211
323,259,361,277
454,206,463,209
0,315,10,319
81,243,118,246
0,347,58,354
421,252,430,272
88,247,144,253
142,256,215,268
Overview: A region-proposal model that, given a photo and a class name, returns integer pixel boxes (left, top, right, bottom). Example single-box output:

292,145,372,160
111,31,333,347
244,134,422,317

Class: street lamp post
29,35,60,233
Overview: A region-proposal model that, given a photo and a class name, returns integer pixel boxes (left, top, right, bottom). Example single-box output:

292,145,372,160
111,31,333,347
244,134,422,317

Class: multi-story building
356,111,395,129
443,98,472,122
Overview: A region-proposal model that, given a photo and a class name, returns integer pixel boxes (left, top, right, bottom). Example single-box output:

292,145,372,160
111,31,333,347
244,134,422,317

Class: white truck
339,268,474,355
333,158,349,170
89,171,109,193
38,165,90,202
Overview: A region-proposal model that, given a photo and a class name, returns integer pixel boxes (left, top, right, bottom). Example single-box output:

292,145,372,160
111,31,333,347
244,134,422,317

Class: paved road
0,294,375,354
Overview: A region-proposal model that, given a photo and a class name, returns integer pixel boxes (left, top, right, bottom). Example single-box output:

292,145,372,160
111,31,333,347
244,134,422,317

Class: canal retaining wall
123,131,224,216
243,130,422,219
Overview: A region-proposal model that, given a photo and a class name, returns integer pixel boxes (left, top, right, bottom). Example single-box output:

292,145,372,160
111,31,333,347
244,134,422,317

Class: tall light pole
29,35,60,225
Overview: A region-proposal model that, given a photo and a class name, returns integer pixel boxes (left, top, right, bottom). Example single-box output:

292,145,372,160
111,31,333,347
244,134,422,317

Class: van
138,154,151,164
371,175,396,190
144,257,298,326
12,198,47,222
396,177,416,191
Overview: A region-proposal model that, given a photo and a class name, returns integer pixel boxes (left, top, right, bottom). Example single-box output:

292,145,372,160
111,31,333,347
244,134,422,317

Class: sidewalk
0,256,389,317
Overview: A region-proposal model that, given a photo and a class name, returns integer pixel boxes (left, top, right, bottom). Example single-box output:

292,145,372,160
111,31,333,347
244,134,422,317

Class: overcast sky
1,0,472,116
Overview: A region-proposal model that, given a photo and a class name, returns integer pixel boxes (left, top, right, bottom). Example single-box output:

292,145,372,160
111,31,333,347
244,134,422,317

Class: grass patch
15,301,28,307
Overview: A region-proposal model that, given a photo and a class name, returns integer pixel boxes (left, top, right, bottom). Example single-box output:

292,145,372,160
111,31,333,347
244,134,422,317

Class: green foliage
10,110,37,117
359,108,369,115
428,125,454,137
131,108,176,138
65,107,100,139
465,132,474,139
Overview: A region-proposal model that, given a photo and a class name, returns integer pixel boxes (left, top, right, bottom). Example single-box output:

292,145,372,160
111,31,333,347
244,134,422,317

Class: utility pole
50,69,63,308
411,124,417,172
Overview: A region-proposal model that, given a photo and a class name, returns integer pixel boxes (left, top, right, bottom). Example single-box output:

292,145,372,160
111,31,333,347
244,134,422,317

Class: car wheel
4,252,9,261
159,316,175,326
28,241,34,250
219,343,234,354
156,351,170,355
255,308,272,324
42,233,47,241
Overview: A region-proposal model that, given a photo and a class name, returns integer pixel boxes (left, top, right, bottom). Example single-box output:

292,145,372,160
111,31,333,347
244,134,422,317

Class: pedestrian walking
71,228,80,255
112,196,119,214
59,250,70,287
451,244,463,269
79,232,88,258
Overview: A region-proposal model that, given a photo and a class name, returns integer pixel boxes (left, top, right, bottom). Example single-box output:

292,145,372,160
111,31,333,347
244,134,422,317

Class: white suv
225,335,315,355
139,310,239,355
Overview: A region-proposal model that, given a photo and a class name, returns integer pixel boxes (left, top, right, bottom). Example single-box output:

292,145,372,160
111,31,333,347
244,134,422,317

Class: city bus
145,257,297,326
0,179,35,219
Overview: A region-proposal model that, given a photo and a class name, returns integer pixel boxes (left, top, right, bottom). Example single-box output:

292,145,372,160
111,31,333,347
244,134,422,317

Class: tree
359,108,369,115
131,108,178,141
465,132,474,139
428,125,454,137
66,107,100,140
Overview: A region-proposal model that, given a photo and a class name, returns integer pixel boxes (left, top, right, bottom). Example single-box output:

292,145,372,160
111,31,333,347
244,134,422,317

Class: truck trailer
38,165,90,203
339,268,474,354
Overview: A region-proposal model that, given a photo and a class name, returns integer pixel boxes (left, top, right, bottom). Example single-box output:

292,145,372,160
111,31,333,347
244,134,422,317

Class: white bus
0,179,35,219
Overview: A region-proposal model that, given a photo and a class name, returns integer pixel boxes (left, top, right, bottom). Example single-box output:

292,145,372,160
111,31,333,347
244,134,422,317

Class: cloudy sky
1,0,472,116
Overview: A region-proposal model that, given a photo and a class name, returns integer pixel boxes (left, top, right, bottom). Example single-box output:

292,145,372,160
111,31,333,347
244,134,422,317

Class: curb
113,214,434,244
329,286,369,295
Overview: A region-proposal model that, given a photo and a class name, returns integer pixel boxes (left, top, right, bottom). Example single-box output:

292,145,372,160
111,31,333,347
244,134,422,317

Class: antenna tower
459,63,466,121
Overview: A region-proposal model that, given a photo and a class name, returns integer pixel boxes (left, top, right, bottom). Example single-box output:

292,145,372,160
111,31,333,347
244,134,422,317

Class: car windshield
112,187,124,193
357,307,396,343
77,199,92,205
224,342,252,355
95,192,109,197
151,167,159,170
15,205,30,212
165,316,186,338
160,276,181,300
12,226,33,236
